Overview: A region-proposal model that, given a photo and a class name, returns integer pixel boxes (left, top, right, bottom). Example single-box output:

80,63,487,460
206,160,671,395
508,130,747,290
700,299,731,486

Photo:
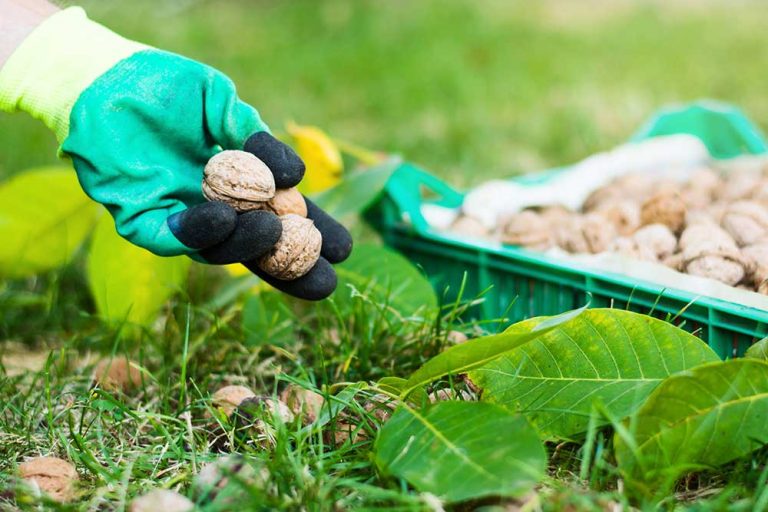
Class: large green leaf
470,309,718,440
334,243,437,313
401,306,585,398
745,337,768,360
374,401,545,503
615,359,768,496
0,167,100,277
87,215,190,326
312,158,400,218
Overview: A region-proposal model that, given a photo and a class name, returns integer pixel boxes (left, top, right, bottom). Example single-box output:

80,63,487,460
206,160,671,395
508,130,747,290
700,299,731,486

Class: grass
3,0,768,509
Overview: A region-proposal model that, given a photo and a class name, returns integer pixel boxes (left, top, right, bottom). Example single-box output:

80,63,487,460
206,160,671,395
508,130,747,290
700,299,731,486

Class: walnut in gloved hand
0,3,351,300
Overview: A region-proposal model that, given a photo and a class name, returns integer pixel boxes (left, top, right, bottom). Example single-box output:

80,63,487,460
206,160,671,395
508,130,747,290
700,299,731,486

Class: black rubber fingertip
244,132,305,188
200,210,282,264
168,202,237,249
245,257,338,301
305,199,353,263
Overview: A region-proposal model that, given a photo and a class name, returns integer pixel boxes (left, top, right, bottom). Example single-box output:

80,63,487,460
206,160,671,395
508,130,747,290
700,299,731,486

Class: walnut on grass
18,456,78,503
92,357,142,392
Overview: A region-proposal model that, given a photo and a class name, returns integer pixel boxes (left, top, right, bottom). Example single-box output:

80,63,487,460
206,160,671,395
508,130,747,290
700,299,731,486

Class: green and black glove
0,7,351,300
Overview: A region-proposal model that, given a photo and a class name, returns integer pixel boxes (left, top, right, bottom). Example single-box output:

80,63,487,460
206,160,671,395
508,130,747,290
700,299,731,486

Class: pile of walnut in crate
448,159,768,294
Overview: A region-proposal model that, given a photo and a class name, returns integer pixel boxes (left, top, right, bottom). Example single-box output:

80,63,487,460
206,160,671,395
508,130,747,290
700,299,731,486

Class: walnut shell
595,201,641,236
258,214,322,280
632,224,677,260
264,187,307,217
280,385,325,424
130,490,194,512
610,237,659,262
497,210,552,250
681,168,721,209
446,330,469,344
363,394,397,423
448,215,489,238
558,214,615,254
685,255,746,286
742,243,768,292
721,200,768,247
19,457,78,503
640,190,687,233
679,224,746,285
716,170,761,201
93,358,142,392
212,385,256,417
202,150,275,212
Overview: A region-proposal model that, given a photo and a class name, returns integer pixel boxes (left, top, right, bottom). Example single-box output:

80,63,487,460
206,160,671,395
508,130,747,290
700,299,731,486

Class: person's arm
0,3,352,300
0,0,59,68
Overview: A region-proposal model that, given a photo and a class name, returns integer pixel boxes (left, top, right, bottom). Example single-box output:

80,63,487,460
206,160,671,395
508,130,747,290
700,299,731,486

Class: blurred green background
1,0,767,187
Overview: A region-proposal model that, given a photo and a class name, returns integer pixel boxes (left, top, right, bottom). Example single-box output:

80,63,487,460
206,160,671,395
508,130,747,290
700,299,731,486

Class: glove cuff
0,7,147,143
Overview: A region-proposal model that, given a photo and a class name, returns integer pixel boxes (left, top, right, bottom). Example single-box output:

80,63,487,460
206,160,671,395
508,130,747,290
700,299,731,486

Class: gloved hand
0,7,351,300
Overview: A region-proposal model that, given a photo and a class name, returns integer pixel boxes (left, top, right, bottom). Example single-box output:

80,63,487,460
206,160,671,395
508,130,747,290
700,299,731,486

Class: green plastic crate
367,101,768,358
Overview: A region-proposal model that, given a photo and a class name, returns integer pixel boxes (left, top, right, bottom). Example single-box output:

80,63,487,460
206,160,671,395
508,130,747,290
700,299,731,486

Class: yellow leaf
287,122,343,194
87,215,190,326
224,263,249,277
0,167,100,277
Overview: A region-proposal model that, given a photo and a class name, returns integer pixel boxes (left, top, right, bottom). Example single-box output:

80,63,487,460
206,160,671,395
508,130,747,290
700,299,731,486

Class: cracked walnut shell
203,150,275,212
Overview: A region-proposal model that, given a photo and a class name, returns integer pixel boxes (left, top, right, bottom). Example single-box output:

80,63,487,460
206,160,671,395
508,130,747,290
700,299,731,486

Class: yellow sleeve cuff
0,6,146,143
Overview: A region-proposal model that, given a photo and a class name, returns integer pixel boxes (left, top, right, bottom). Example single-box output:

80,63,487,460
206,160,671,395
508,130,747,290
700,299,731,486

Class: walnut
681,168,722,209
610,237,658,262
678,224,747,285
264,187,307,217
193,455,268,503
538,205,573,226
446,330,469,344
497,210,552,250
751,178,768,206
130,490,194,512
640,190,687,233
632,224,677,260
595,201,641,236
258,214,322,280
19,457,78,503
92,358,142,392
583,184,623,212
212,385,256,417
280,385,325,424
325,420,367,446
721,201,768,247
449,215,489,238
233,397,296,447
363,394,398,423
203,150,275,212
716,170,761,201
557,214,615,254
742,243,768,293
